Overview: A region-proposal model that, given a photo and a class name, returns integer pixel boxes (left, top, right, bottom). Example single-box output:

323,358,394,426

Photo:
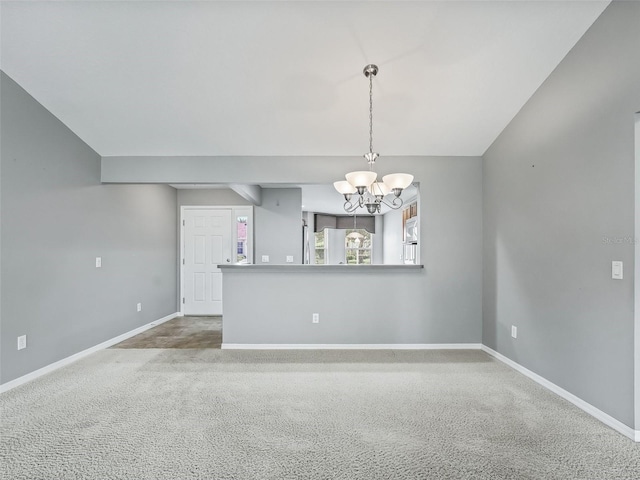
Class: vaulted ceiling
1,1,609,158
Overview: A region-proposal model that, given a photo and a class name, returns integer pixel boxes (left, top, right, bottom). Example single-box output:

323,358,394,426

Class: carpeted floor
112,316,222,349
1,349,639,479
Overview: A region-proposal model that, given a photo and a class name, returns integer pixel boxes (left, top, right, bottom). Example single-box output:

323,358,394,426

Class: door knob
226,258,231,263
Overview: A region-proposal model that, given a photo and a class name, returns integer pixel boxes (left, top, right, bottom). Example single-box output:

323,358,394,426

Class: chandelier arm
380,196,404,210
344,200,359,214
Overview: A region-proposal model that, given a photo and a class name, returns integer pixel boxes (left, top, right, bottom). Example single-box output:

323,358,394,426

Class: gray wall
0,72,178,384
255,188,302,265
483,1,640,428
176,188,250,209
223,268,432,344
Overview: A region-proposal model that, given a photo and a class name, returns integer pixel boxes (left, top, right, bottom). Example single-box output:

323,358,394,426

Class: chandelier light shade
333,180,357,195
345,171,377,192
334,64,414,214
382,173,414,192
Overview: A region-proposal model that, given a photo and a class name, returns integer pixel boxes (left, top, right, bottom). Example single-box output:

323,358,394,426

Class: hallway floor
111,316,222,349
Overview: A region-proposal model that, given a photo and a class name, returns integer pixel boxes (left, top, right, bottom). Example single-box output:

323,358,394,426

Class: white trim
180,206,185,315
481,345,639,442
222,343,482,350
0,312,180,394
634,113,640,439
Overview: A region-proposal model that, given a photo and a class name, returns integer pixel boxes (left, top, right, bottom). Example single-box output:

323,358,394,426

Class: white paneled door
183,208,232,315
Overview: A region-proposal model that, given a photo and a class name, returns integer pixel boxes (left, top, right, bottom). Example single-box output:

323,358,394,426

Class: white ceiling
0,1,609,158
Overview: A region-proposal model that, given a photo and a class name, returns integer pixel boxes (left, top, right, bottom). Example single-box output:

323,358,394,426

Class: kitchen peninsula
219,264,434,348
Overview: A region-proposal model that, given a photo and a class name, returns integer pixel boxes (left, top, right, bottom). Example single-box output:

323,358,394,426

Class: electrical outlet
511,325,517,339
137,303,142,312
262,255,270,263
312,313,320,324
17,335,27,350
95,257,102,268
286,255,294,263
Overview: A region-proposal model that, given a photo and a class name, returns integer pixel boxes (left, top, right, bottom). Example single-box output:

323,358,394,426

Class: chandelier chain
369,72,373,154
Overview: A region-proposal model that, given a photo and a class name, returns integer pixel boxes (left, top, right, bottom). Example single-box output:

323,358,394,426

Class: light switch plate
286,255,294,263
612,261,623,280
17,335,27,350
262,255,270,263
95,257,102,268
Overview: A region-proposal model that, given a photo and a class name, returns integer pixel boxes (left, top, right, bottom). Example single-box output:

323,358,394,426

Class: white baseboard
222,343,482,350
481,345,639,442
0,312,181,394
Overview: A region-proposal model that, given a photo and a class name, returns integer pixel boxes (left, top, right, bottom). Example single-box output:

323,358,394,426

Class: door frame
179,205,254,315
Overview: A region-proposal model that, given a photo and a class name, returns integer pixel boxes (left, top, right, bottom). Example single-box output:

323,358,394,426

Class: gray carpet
1,349,638,480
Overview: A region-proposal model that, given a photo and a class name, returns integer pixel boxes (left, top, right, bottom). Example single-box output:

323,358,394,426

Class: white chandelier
334,64,414,214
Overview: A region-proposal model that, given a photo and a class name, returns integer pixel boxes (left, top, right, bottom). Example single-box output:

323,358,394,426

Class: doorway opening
180,206,254,318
